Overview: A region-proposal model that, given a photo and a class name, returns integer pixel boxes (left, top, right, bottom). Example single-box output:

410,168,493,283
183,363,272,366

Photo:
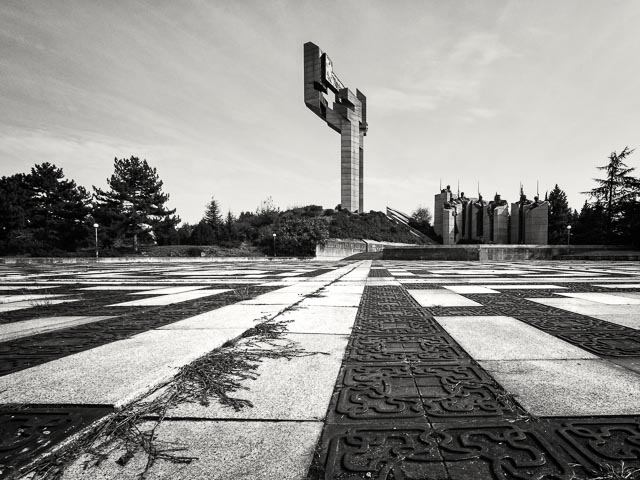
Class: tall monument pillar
304,42,367,212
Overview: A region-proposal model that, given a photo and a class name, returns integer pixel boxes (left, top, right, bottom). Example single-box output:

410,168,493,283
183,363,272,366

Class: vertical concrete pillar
304,42,367,213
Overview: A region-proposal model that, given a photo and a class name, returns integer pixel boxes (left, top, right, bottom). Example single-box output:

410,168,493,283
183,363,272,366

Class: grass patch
572,462,640,480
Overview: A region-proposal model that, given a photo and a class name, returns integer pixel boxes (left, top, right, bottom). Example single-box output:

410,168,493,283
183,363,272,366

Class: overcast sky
1,1,638,222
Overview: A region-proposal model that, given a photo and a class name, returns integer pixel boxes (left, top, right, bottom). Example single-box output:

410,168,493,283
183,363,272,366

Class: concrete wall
471,202,485,241
525,203,548,244
494,205,510,244
382,245,629,261
433,191,450,237
510,203,520,244
315,239,367,259
442,209,456,245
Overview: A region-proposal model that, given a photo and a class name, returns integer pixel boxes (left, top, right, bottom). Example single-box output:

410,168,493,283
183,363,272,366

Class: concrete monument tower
304,42,367,212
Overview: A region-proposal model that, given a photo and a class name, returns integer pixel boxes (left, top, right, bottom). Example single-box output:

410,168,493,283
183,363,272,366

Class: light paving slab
0,294,69,304
128,286,208,295
366,279,401,286
158,304,284,331
529,273,603,277
0,298,78,312
480,284,566,290
0,315,114,342
108,289,230,307
556,292,640,304
321,284,365,295
443,285,500,294
426,269,532,275
240,291,309,305
300,293,362,307
164,333,348,420
399,278,477,284
166,270,269,276
78,286,162,291
0,328,245,406
0,285,60,291
480,359,640,416
529,297,640,316
407,289,482,307
435,316,597,360
280,306,358,335
62,420,321,480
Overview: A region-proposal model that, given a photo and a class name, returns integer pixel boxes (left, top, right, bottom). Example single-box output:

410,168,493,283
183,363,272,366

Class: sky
1,1,639,223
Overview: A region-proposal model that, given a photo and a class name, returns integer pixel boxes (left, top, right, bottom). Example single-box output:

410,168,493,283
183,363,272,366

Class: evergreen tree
571,200,607,244
203,197,223,228
583,147,639,241
177,223,195,245
547,184,571,244
94,157,178,252
224,210,238,243
28,163,92,252
0,173,33,254
189,221,216,245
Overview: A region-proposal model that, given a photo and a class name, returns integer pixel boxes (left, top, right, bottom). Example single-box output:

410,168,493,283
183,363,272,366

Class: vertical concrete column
442,209,456,245
340,120,360,212
359,145,364,212
510,203,520,244
525,203,549,244
494,205,510,243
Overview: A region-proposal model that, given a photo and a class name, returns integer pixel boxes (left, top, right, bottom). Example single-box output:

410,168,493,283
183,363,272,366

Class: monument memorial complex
434,185,549,245
304,42,367,213
303,42,548,245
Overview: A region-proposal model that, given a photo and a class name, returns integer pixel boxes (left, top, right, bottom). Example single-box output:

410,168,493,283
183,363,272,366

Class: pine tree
583,147,639,241
0,173,33,254
547,184,571,244
28,163,92,252
224,210,238,243
203,197,223,227
572,200,607,244
94,157,178,252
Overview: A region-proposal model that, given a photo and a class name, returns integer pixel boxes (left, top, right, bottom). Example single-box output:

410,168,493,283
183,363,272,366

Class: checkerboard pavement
1,260,639,479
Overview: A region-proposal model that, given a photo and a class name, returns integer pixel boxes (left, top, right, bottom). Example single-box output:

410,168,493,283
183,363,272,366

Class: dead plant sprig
21,314,323,480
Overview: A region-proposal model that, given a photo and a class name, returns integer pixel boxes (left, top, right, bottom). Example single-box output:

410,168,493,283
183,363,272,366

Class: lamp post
566,225,572,245
93,223,99,260
272,233,277,257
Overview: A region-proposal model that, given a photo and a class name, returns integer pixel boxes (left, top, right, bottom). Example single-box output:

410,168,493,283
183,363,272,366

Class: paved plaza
1,259,639,479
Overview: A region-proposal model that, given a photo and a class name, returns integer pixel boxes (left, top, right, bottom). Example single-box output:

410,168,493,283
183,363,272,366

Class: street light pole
566,225,572,245
93,223,99,260
272,233,277,257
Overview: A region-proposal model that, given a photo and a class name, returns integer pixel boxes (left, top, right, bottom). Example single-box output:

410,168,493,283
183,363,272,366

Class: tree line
548,147,640,247
0,148,638,256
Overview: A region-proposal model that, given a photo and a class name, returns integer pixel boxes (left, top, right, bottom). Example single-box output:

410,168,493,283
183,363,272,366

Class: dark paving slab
0,405,112,478
310,261,640,479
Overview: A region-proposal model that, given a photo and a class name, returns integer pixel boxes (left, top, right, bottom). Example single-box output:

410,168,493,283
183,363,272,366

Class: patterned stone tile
353,316,442,335
553,330,640,357
0,405,112,477
309,423,446,480
412,363,525,421
327,364,425,423
346,335,467,363
541,417,640,477
432,422,572,480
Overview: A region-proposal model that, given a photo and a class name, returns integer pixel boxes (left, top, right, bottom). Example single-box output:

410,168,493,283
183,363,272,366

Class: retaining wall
383,245,630,261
